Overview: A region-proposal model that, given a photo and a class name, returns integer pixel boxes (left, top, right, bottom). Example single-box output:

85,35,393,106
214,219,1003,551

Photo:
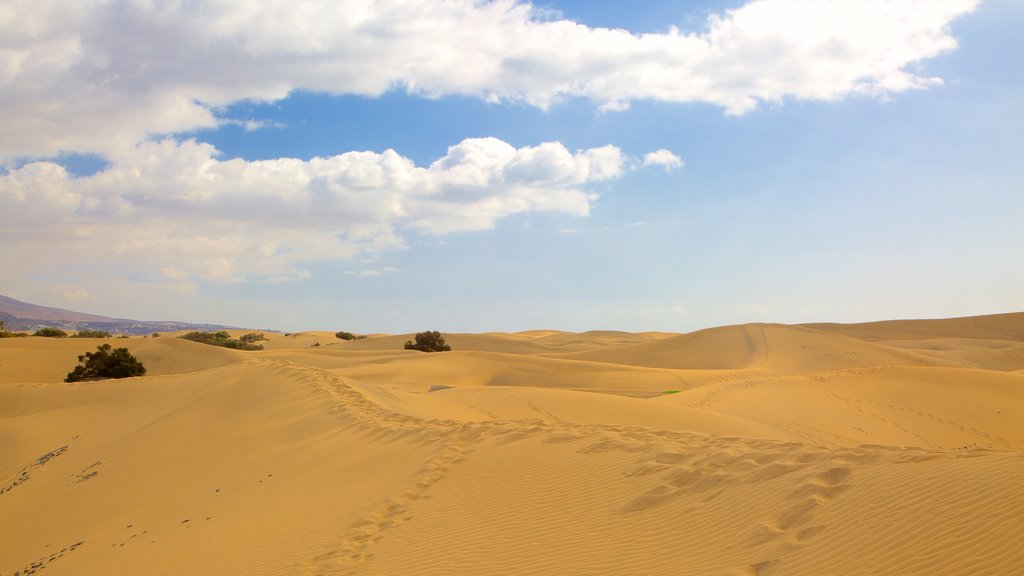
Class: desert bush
65,344,146,382
335,331,367,341
404,331,451,352
179,330,263,351
72,330,112,338
239,332,267,345
34,327,68,338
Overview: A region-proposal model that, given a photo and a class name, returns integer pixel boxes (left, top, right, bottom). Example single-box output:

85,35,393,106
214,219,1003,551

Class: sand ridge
2,313,1024,575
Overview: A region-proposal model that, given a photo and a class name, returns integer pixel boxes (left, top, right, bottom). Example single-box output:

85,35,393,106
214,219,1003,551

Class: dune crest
3,313,1023,575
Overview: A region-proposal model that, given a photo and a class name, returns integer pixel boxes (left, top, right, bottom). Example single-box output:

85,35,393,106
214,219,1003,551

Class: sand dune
3,313,1024,575
802,311,1024,342
0,336,242,384
879,337,1024,371
551,323,951,373
329,330,671,355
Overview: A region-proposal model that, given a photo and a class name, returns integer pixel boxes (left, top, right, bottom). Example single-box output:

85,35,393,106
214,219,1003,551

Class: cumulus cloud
346,267,399,279
0,137,628,282
0,0,977,161
641,150,684,172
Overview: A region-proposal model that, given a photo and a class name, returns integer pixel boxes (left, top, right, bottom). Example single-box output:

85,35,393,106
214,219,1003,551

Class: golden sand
2,314,1023,575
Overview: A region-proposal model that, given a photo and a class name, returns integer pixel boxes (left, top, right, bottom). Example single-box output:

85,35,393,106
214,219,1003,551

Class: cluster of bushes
31,327,111,338
179,331,266,351
335,331,367,341
0,320,29,338
65,344,146,382
404,331,451,352
72,330,112,338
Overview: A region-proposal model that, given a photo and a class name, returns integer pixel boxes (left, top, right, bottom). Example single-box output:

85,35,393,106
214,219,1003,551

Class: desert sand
2,313,1023,575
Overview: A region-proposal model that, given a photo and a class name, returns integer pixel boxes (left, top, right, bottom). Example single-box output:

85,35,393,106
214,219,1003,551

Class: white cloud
346,267,399,279
641,149,684,172
0,137,622,283
0,0,978,161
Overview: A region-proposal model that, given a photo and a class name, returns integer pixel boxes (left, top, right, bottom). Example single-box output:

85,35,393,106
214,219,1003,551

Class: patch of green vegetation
404,331,451,353
65,344,146,382
71,330,112,338
334,331,367,341
179,331,264,351
239,332,267,346
34,327,68,338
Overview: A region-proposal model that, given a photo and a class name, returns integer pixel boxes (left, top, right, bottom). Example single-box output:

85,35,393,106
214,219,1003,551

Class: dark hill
0,294,240,335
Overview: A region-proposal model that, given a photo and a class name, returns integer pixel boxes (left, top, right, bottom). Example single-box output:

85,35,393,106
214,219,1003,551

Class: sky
1,0,1021,333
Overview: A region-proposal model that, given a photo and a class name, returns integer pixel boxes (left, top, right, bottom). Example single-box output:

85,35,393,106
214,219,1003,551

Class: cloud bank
0,137,642,282
1,0,978,161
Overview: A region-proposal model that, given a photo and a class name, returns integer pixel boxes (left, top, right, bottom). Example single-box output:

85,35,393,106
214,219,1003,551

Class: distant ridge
0,294,240,335
800,312,1024,342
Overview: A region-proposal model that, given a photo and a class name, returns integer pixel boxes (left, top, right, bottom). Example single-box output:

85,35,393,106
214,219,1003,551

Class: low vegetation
0,320,29,338
34,327,68,338
404,331,451,352
335,331,367,341
72,330,112,338
65,344,147,382
179,331,266,350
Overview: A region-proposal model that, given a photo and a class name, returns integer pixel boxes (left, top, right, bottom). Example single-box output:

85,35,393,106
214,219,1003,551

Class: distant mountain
0,294,241,335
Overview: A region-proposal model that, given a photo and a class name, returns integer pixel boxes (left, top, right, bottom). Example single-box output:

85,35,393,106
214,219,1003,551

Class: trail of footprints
1,541,85,576
237,362,985,575
304,441,471,575
3,361,960,576
0,444,71,496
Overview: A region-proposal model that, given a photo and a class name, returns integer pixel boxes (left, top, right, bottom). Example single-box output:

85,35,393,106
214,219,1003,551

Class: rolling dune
550,323,951,373
3,313,1024,575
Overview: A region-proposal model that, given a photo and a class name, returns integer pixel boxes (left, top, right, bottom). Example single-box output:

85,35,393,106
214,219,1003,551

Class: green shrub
335,331,367,340
72,330,112,338
404,331,451,353
179,331,263,351
239,332,267,345
34,327,68,338
65,344,146,382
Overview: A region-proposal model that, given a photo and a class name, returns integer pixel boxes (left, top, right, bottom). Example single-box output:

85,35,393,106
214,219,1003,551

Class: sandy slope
0,337,242,384
3,313,1024,576
802,311,1024,342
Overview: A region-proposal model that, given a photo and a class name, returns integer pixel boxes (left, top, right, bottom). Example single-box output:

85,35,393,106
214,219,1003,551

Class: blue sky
1,0,1021,333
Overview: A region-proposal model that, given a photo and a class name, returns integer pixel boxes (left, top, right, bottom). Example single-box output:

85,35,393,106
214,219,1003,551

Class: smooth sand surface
2,314,1023,575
